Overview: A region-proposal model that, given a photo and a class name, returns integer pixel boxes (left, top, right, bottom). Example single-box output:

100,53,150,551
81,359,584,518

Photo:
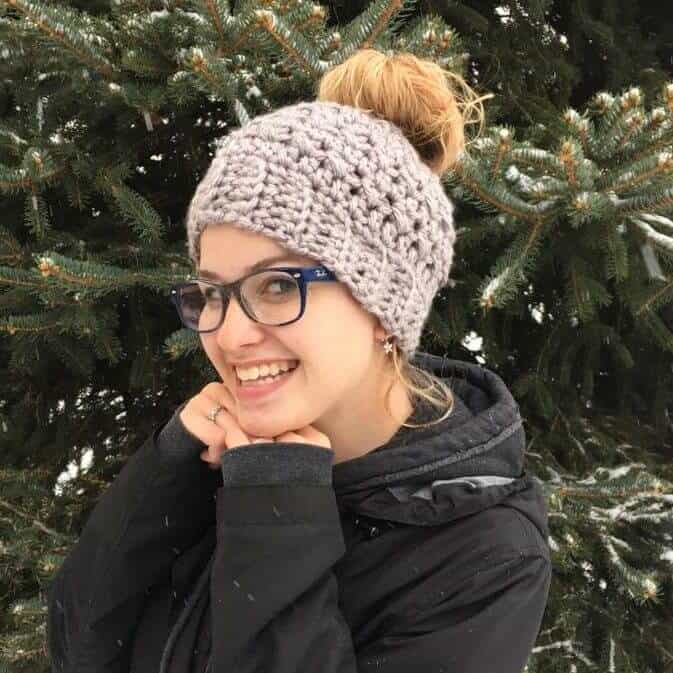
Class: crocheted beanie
185,100,456,356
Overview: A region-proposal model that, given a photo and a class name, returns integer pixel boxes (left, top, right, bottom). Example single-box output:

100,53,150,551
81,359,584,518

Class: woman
47,49,551,673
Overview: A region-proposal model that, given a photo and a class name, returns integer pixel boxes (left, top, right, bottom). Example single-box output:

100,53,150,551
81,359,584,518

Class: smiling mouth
234,361,300,385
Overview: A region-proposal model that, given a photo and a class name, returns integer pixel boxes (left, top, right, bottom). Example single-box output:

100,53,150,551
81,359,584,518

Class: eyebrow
198,254,304,282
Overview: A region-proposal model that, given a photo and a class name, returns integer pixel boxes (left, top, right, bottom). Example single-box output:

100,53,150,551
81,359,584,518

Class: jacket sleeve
47,406,221,672
211,441,552,673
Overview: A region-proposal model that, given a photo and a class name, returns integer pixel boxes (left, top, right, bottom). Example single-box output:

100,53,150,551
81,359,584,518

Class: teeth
236,360,298,381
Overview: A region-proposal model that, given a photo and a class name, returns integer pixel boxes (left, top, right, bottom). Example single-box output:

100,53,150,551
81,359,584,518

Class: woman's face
197,224,401,453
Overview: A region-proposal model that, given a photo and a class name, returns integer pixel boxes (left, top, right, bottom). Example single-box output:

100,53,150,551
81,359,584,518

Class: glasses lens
242,270,302,325
178,282,222,332
178,271,302,331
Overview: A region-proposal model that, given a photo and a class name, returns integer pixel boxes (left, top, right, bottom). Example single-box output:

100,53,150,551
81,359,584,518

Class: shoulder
455,503,550,565
398,505,552,627
414,474,551,571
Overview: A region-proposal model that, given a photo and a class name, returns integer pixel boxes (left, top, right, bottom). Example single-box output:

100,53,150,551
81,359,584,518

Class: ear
373,317,388,342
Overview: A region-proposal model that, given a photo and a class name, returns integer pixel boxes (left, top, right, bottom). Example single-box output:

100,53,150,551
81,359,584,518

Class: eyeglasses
170,266,338,333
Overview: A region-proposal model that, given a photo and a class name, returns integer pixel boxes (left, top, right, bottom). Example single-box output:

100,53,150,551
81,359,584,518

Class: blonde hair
315,48,490,429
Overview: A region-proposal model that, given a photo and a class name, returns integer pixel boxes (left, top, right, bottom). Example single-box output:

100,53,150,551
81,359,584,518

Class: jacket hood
333,352,548,541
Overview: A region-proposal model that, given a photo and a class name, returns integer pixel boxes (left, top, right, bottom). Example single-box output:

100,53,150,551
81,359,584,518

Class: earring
379,335,394,355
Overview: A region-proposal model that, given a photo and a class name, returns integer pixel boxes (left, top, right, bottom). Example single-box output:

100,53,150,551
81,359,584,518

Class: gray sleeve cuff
156,401,208,461
220,443,334,487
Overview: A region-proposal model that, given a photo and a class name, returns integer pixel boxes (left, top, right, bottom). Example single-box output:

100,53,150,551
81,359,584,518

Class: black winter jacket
47,352,552,673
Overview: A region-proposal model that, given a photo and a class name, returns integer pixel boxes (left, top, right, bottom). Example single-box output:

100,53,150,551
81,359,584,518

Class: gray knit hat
185,100,456,356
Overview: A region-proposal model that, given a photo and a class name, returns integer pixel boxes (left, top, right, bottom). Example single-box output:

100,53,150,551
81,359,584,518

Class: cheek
200,337,228,376
200,336,216,362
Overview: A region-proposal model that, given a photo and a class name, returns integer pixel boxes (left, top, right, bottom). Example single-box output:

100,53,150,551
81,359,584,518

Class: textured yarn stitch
185,100,457,356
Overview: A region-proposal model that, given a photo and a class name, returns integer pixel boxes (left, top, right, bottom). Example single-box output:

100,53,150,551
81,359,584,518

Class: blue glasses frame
169,266,338,333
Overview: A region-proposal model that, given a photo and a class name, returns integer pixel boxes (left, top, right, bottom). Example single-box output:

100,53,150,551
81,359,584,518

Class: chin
238,416,282,435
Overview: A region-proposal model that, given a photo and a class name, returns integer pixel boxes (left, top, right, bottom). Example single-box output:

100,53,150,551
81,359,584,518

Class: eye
260,278,296,295
198,284,221,301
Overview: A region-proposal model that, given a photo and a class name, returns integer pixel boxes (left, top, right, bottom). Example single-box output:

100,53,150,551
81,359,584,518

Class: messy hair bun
315,48,490,176
316,48,492,429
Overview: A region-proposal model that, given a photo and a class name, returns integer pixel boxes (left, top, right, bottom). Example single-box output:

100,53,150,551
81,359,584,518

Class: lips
235,362,300,402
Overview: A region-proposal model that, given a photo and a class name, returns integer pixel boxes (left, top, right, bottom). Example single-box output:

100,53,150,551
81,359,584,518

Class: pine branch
200,0,231,49
0,497,66,540
2,0,117,79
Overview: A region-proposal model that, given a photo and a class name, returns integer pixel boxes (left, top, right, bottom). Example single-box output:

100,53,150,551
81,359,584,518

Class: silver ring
207,405,224,423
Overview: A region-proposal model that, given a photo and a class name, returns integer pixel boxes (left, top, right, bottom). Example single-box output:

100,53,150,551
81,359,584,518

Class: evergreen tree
0,1,672,672
334,1,673,129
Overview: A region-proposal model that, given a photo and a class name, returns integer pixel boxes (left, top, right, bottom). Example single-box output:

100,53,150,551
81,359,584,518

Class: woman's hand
178,382,331,471
272,426,332,450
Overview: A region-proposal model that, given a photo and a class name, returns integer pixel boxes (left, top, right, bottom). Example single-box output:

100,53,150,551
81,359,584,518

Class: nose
213,291,263,349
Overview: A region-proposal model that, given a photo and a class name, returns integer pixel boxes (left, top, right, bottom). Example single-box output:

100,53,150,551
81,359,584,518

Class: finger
277,426,331,449
200,452,221,471
196,396,251,451
201,381,236,413
275,431,308,444
297,425,331,446
179,403,228,450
